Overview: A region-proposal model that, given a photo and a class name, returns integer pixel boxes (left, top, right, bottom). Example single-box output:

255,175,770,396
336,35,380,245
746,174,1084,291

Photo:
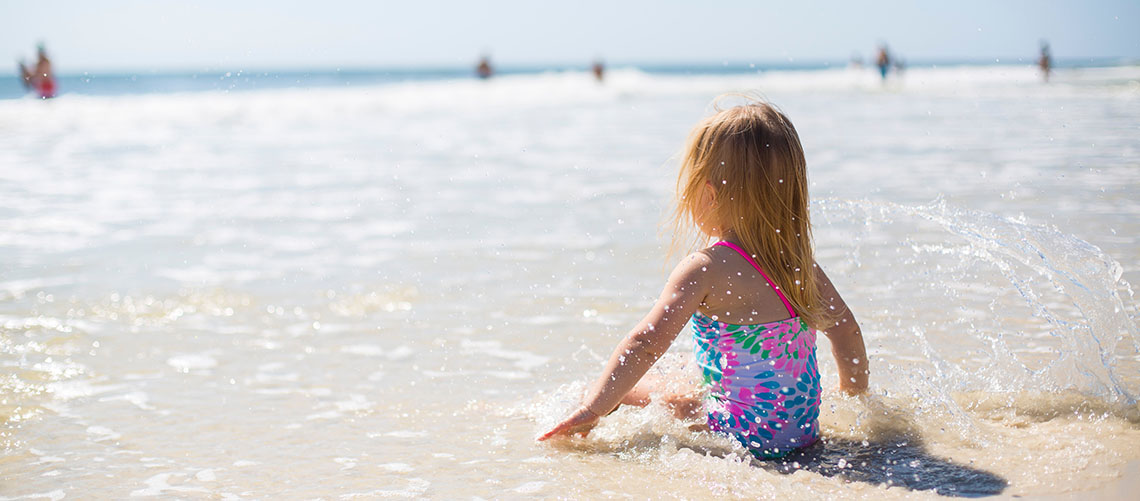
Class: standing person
592,59,605,82
537,99,870,460
476,55,493,79
17,43,57,99
1038,41,1052,82
875,44,891,83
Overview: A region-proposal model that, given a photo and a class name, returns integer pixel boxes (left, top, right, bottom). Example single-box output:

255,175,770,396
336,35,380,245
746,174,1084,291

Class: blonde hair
671,99,831,329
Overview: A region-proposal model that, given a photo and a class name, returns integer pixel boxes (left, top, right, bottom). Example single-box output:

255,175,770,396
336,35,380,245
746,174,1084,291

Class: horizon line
2,56,1135,78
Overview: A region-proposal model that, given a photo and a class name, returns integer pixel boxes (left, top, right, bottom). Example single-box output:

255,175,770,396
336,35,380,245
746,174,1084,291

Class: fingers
536,417,581,441
535,423,567,442
536,411,598,442
536,420,590,441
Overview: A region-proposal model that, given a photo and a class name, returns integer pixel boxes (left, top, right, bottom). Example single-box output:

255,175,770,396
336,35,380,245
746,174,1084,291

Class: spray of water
816,198,1139,405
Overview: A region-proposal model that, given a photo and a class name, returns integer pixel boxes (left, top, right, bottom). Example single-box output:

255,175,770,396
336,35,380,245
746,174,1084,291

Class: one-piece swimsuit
691,241,821,459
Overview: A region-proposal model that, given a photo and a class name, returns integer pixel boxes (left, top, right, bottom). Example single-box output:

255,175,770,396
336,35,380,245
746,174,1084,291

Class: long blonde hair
671,99,831,329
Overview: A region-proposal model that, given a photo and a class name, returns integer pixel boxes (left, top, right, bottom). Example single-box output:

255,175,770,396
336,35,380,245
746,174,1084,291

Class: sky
2,0,1137,73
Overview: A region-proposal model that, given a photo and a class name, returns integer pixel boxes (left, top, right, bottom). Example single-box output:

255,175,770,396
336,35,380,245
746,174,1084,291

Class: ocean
1,62,1138,499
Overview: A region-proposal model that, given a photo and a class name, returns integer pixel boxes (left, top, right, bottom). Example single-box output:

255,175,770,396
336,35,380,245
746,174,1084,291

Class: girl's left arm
815,264,869,395
536,252,712,441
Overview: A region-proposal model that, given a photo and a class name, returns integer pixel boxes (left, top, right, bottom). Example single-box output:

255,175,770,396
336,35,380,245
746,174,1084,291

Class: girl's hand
535,406,601,441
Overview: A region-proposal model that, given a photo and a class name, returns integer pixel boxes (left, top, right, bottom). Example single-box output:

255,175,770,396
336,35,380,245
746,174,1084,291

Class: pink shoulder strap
714,241,796,318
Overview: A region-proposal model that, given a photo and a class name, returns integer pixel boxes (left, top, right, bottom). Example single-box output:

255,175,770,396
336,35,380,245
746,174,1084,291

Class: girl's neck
715,229,740,245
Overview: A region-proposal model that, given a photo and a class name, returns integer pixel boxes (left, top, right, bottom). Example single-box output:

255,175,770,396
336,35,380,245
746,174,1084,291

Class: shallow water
1,64,1138,499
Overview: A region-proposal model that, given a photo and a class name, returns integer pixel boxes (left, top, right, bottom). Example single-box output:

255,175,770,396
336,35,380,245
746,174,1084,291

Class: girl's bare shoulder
672,249,714,276
670,246,737,284
697,244,746,272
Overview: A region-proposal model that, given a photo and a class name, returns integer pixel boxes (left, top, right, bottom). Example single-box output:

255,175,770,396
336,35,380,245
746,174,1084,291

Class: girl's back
692,241,821,458
696,243,801,326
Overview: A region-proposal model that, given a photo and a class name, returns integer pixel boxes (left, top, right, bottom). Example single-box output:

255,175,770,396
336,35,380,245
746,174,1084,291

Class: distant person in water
17,43,57,99
476,56,493,79
592,59,605,82
1038,41,1052,82
875,44,891,83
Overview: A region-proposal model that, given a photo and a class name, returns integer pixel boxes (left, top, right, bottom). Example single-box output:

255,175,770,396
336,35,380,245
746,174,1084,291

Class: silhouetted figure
476,56,493,79
875,44,891,83
592,59,605,82
1038,41,1052,82
17,43,56,99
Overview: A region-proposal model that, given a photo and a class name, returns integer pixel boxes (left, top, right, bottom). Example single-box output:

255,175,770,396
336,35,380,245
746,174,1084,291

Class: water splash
815,198,1140,407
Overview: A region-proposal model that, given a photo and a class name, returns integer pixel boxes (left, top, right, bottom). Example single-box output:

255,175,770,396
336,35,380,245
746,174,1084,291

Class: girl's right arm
536,252,713,441
816,264,869,395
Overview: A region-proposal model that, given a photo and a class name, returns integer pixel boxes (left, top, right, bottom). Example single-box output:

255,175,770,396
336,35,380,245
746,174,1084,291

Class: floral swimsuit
692,241,821,459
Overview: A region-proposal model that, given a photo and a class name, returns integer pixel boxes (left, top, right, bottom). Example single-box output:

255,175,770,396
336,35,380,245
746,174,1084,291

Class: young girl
537,100,869,459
